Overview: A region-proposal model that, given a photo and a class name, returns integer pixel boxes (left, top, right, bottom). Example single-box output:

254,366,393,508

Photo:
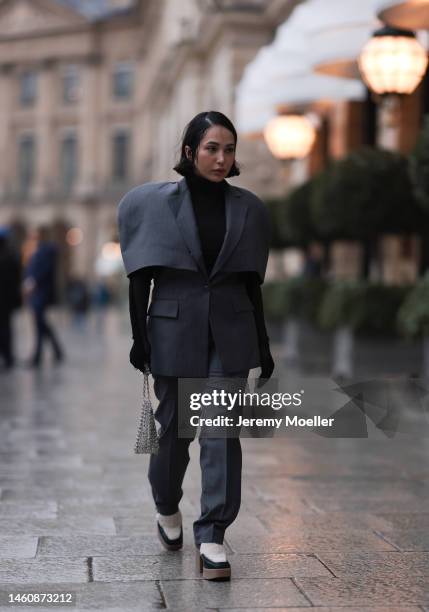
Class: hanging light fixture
358,26,428,95
263,115,316,160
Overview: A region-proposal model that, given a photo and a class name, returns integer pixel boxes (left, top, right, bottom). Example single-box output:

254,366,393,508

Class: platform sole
196,550,231,580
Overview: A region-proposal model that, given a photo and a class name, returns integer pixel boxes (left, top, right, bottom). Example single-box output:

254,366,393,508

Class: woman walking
118,111,274,580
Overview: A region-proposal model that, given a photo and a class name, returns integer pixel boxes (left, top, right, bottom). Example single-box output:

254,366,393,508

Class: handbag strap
143,365,150,397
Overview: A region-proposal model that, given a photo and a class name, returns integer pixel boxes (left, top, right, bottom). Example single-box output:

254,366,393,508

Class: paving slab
361,513,429,551
250,476,423,511
225,553,331,579
37,535,170,557
0,558,88,583
225,528,395,554
0,456,84,471
0,537,38,559
0,517,115,536
0,501,57,519
256,511,375,532
0,467,102,488
375,529,429,551
92,553,196,581
367,513,429,530
160,577,310,608
295,576,429,606
1,487,149,504
317,551,429,578
57,502,157,517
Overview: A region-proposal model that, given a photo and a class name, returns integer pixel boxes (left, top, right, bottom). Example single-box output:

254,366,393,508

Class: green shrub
262,277,327,324
318,281,365,330
262,281,290,321
264,198,290,250
311,147,423,240
319,280,411,336
398,274,429,337
355,284,411,336
278,179,319,246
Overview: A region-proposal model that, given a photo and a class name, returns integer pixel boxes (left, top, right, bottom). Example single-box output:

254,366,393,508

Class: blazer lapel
209,183,248,280
168,178,208,278
168,178,248,281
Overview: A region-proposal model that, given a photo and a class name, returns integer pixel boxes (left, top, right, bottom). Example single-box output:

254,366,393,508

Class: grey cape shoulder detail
117,179,270,283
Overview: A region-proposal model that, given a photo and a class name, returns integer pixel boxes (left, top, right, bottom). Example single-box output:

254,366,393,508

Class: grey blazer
117,177,270,377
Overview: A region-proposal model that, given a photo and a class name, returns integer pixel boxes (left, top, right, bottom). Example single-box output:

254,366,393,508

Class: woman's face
185,125,236,182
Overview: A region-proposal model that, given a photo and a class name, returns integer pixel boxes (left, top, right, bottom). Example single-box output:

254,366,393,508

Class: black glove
129,339,151,373
128,270,153,373
257,340,275,389
244,274,274,389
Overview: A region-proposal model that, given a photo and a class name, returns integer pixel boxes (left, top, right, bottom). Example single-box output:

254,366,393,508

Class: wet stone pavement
0,308,429,611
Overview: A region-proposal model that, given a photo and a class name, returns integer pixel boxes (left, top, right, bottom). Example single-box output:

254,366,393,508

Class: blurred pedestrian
0,227,21,369
92,279,110,333
23,226,64,367
66,276,90,331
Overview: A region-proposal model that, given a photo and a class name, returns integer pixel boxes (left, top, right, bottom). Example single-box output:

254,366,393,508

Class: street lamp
263,115,316,160
358,26,428,95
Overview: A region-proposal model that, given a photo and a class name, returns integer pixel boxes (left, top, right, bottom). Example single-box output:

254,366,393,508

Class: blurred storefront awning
236,1,366,137
307,0,380,79
376,0,429,30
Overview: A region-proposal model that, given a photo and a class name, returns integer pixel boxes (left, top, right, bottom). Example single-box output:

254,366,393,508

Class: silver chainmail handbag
134,365,159,455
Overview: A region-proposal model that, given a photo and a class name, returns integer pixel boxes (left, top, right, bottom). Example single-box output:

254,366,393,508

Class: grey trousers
148,332,249,545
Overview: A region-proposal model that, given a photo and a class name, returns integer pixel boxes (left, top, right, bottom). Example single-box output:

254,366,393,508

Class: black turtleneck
186,171,226,277
128,172,271,371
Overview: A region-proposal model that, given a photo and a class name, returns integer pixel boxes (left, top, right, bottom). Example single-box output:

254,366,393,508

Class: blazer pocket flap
148,299,179,318
232,294,254,312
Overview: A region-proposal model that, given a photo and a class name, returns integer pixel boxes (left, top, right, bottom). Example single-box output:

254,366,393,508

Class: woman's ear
184,145,192,161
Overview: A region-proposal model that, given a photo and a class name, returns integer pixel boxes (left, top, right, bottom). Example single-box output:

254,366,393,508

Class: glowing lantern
358,26,428,95
263,115,316,160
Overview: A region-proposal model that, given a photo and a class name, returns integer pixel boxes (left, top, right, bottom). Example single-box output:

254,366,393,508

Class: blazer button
204,284,209,289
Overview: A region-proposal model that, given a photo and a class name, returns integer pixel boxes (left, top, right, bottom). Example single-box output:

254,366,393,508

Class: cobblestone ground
0,308,429,611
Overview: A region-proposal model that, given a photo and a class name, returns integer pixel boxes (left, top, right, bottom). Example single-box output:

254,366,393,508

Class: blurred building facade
0,0,301,280
2,0,426,284
0,0,142,278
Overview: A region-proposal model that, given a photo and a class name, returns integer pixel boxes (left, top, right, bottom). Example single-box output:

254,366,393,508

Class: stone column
0,64,15,200
77,54,101,199
79,55,103,283
33,59,57,201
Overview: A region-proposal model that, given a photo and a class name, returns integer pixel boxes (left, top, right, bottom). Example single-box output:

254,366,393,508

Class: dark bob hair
173,111,240,178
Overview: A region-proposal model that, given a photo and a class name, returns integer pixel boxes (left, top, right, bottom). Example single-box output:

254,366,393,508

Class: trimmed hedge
264,198,290,250
398,274,429,337
311,147,423,240
318,281,412,336
262,278,327,324
263,278,412,337
278,179,319,247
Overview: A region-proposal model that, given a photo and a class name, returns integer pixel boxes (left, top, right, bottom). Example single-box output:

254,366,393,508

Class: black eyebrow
206,141,235,146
